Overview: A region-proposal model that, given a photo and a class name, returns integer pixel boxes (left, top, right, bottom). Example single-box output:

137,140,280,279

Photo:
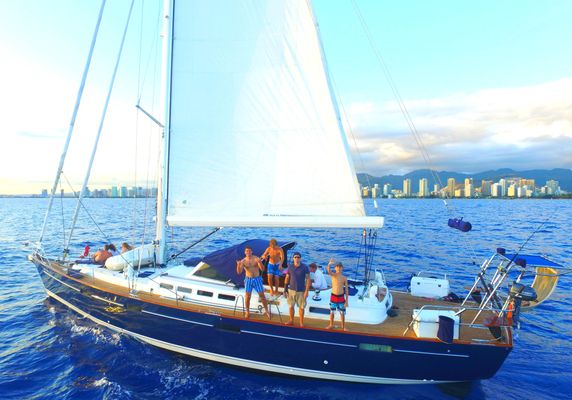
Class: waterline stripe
393,349,469,358
242,329,357,348
141,309,213,327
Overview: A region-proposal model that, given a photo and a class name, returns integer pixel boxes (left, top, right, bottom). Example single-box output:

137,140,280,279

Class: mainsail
163,0,382,228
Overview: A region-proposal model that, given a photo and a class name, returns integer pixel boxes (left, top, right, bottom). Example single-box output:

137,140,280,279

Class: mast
155,0,174,265
38,0,107,245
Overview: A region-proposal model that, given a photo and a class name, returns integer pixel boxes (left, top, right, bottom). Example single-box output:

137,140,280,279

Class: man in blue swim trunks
236,246,270,319
260,238,285,296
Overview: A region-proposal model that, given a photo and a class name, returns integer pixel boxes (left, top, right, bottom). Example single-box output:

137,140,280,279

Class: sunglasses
293,256,301,259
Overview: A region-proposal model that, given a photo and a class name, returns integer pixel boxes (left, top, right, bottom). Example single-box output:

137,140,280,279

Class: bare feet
264,310,271,319
326,324,333,330
285,320,293,325
299,323,304,328
244,312,250,319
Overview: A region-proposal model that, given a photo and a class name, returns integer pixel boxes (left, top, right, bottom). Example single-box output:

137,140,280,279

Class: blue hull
33,258,511,384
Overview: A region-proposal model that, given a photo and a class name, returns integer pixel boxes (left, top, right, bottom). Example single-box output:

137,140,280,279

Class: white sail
165,0,382,228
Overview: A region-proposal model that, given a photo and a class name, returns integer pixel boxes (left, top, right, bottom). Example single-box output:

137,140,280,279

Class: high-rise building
371,186,378,198
464,178,474,198
491,183,500,197
403,179,411,197
383,183,392,197
41,189,48,197
499,179,507,197
520,179,535,188
481,180,492,197
507,184,516,197
120,186,128,198
419,178,429,197
362,186,369,197
447,178,456,197
111,186,119,198
546,180,559,195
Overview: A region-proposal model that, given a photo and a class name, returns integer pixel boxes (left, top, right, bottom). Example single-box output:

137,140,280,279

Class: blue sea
1,197,570,399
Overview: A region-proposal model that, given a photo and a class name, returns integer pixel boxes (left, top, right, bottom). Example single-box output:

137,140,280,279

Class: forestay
165,0,382,228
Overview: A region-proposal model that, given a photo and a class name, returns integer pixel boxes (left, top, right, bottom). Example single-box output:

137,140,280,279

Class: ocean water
0,197,570,399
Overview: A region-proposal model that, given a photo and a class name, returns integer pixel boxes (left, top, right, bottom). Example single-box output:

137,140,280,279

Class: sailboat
30,0,566,384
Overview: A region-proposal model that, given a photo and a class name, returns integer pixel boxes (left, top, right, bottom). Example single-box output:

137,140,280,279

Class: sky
1,0,571,195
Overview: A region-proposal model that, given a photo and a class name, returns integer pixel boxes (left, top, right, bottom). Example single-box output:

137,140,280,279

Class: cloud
347,78,572,174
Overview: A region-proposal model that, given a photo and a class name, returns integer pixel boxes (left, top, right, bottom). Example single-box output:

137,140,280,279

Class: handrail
233,295,245,317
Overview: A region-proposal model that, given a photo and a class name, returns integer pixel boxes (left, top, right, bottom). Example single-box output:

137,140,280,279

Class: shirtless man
236,246,270,319
93,244,113,266
326,258,349,330
260,238,285,296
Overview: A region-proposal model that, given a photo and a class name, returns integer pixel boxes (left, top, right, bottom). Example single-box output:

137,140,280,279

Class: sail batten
167,0,368,225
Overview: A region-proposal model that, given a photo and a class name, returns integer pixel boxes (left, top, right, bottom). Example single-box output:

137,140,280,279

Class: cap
292,251,301,257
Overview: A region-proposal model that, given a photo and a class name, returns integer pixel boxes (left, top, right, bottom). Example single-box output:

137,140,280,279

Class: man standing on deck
260,238,285,296
284,252,311,327
236,246,270,319
326,258,349,331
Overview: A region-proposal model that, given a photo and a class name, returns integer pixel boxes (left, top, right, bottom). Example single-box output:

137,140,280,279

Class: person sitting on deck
121,242,133,253
326,258,349,331
236,246,270,319
260,238,284,296
284,252,311,327
108,243,119,256
93,244,113,265
309,263,328,290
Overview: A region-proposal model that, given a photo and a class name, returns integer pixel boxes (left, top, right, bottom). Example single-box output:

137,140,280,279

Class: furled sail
165,0,382,228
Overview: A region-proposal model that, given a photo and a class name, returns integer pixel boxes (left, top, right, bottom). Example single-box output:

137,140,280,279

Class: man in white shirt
309,263,328,290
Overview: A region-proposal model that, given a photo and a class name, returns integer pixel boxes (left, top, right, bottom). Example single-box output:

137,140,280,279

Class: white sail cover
166,0,382,228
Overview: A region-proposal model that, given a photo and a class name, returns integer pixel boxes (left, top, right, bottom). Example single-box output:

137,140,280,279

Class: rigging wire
61,173,114,248
38,0,107,245
64,0,137,257
349,0,479,263
132,0,163,254
59,179,66,253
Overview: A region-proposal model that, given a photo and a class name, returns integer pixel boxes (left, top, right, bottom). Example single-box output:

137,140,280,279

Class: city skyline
362,176,564,199
1,1,571,194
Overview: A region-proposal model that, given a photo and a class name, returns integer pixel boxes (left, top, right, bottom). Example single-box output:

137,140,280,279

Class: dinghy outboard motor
509,282,537,302
448,218,472,232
